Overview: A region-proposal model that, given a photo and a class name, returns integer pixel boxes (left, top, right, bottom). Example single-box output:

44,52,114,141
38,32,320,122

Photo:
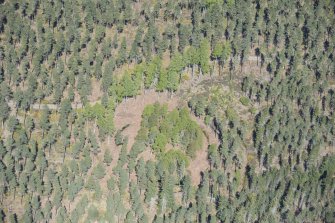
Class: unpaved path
7,100,88,111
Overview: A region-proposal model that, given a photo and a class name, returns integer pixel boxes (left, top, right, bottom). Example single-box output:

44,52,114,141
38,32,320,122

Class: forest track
7,100,86,111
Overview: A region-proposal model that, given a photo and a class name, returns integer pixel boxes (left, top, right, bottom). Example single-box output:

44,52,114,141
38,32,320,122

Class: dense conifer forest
0,0,334,222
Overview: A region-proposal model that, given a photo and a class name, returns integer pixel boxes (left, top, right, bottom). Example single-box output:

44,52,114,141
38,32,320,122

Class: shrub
240,96,250,106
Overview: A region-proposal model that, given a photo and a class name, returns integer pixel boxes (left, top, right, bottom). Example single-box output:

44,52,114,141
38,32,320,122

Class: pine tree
103,149,113,166
92,163,106,180
199,39,211,74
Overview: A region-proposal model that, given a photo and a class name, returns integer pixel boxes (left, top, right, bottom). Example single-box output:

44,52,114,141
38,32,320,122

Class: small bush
249,107,257,114
205,115,212,125
240,96,250,106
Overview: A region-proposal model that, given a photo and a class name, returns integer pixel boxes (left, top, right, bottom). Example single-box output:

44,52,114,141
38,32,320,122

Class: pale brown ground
88,77,103,102
113,87,220,185
114,90,179,151
2,73,252,220
110,88,220,221
188,115,220,185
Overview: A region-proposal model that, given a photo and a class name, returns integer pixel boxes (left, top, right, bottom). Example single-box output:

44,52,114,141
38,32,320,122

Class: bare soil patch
187,115,220,185
114,90,180,151
113,87,220,185
88,78,103,102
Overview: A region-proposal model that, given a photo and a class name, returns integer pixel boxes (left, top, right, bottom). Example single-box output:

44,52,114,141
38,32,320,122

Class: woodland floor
113,87,220,185
1,60,283,220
